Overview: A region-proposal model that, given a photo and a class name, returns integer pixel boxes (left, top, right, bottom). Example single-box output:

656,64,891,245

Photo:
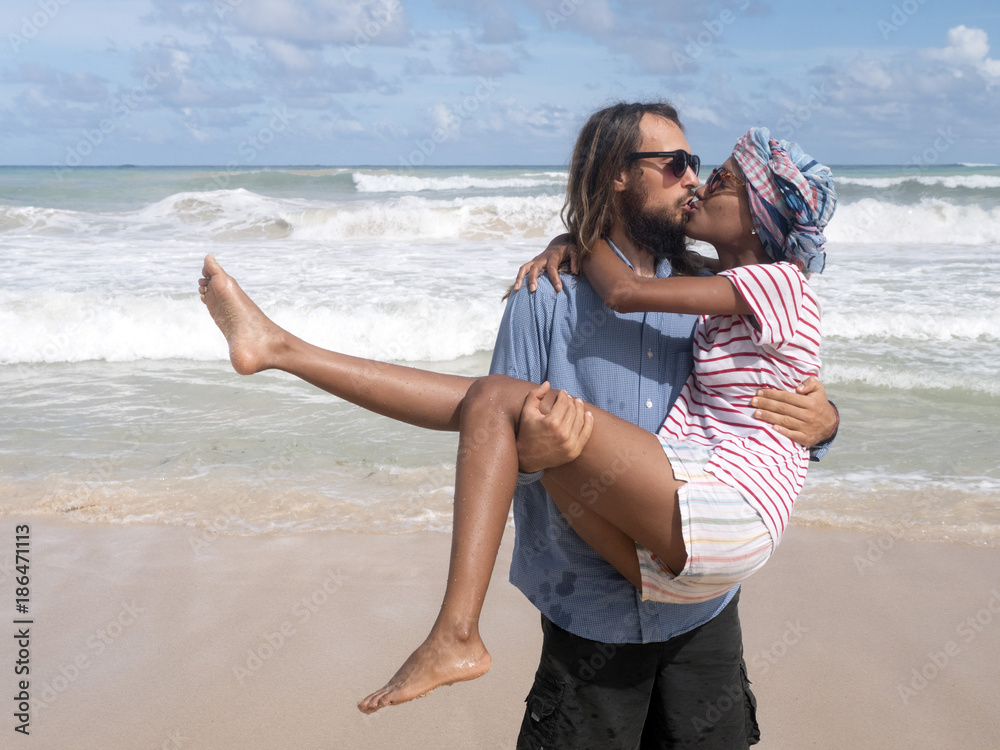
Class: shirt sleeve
488,279,557,383
489,280,559,485
719,262,806,347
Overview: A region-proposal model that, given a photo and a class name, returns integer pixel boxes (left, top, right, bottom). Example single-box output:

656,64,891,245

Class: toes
358,684,397,714
202,254,223,279
357,692,384,714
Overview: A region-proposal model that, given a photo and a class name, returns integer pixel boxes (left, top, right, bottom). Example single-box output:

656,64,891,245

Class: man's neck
607,225,657,277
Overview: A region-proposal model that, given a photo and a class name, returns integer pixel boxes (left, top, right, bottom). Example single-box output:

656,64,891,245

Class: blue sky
2,0,998,166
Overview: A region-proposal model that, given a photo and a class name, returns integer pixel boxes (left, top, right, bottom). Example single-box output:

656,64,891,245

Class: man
493,102,837,748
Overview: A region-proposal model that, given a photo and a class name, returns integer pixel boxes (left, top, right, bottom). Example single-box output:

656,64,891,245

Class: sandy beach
2,518,998,749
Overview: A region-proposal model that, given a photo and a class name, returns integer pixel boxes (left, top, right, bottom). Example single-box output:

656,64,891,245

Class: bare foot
357,630,491,714
198,255,285,375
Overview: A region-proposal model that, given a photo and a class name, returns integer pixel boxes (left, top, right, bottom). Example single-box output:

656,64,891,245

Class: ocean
1,163,998,545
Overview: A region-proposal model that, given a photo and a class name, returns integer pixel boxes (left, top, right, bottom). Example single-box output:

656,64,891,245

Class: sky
1,0,998,167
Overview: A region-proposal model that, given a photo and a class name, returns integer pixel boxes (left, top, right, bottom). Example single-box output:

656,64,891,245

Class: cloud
402,56,438,79
148,0,412,47
449,40,519,76
924,25,1000,82
437,0,525,43
524,0,762,74
2,65,109,103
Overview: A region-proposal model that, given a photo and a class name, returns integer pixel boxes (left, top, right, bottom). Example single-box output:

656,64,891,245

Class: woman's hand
513,233,578,293
752,376,838,447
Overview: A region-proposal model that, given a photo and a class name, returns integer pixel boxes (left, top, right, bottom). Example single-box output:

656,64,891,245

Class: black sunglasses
626,150,701,178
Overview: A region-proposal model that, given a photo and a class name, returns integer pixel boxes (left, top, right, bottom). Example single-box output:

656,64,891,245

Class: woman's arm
513,233,578,293
584,239,752,316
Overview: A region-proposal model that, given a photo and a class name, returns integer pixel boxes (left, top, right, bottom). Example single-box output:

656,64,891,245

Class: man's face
615,115,700,260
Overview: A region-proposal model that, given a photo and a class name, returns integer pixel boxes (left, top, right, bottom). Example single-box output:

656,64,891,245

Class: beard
618,177,690,263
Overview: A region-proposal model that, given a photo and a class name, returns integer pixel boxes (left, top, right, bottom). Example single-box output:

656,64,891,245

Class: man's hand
752,376,838,447
513,234,579,293
516,382,594,473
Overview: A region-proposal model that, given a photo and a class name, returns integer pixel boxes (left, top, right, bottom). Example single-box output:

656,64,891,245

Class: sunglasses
705,167,746,195
626,150,701,178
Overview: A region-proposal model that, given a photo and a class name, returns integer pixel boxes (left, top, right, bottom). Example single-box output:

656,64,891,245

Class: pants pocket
741,659,761,746
517,669,565,750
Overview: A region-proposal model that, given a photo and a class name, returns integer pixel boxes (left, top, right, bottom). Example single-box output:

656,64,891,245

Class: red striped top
657,262,822,544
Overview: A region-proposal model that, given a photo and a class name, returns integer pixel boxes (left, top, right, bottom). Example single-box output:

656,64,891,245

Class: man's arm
490,278,563,477
516,382,593,474
752,376,839,459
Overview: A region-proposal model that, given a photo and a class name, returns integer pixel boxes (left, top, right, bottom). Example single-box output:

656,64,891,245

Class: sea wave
823,312,1000,342
826,198,1000,245
820,362,1000,396
0,189,566,242
4,187,1000,246
289,194,564,240
837,175,1000,189
0,288,505,364
351,171,566,193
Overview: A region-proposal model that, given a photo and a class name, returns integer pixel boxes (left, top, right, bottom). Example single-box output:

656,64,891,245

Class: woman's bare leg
199,254,473,430
357,376,521,713
200,259,685,711
542,480,644,589
357,375,685,713
200,256,529,712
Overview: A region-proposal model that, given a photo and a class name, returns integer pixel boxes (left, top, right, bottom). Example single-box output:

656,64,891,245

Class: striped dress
657,262,822,545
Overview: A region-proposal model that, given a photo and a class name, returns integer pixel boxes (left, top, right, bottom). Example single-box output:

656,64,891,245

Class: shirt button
646,400,653,409
647,349,653,358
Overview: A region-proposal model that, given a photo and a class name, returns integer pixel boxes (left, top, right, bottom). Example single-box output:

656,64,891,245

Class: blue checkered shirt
489,247,740,644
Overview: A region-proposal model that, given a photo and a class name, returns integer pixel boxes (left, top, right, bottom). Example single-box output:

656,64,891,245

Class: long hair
561,101,703,276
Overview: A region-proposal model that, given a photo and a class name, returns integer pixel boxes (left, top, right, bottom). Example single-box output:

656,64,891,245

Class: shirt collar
604,237,675,279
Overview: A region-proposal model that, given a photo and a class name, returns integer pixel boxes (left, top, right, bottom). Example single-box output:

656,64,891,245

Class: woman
199,126,836,714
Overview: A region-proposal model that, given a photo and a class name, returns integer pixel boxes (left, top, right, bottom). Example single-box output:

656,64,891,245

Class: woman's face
683,156,757,250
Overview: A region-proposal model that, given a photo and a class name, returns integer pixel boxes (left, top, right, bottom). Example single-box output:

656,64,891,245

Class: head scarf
732,127,836,276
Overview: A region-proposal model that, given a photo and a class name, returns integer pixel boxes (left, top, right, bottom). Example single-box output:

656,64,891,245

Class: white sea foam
0,288,505,364
837,174,1000,189
289,194,565,240
5,187,999,247
0,189,566,242
823,312,1000,342
352,172,566,193
820,362,1000,396
826,198,1000,245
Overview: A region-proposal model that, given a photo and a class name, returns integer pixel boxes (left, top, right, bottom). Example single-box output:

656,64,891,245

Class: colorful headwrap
732,127,837,276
